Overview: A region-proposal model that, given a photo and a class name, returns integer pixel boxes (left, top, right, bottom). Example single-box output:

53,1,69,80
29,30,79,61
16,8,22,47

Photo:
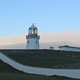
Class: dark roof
29,24,37,29
59,45,80,49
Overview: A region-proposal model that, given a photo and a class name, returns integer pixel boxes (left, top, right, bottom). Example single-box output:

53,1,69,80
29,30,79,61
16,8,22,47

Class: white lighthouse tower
26,24,40,49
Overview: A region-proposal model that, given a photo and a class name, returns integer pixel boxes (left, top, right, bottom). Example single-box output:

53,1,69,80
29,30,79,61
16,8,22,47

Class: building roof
59,45,80,49
29,23,37,29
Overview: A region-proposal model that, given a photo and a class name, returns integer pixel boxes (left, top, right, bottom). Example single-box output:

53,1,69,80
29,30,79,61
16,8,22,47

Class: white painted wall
0,52,80,79
27,38,39,49
59,47,80,52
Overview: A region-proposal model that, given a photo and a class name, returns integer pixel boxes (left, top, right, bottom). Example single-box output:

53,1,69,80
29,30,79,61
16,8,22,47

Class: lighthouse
26,24,40,49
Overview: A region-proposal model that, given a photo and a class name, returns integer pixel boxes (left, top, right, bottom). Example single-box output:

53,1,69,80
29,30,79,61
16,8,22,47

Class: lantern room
28,24,38,35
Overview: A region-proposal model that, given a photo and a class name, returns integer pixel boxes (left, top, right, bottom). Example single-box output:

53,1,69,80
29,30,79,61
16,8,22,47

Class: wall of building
59,47,80,52
27,38,39,49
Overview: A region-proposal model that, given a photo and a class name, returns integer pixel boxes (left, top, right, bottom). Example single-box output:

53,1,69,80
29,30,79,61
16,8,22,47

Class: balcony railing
26,34,40,38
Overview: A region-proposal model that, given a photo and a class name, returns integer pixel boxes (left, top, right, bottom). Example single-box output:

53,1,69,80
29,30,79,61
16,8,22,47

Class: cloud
40,32,80,42
0,34,26,46
0,31,80,49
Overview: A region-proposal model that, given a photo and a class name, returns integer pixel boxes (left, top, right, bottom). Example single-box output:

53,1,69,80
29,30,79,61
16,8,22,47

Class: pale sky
0,32,80,49
0,0,80,49
0,0,80,37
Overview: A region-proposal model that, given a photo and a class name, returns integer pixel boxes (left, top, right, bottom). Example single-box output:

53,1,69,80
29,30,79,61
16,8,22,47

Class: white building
59,45,80,52
26,24,40,49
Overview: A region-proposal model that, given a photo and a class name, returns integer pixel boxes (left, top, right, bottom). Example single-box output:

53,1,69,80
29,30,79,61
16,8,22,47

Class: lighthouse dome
29,23,37,29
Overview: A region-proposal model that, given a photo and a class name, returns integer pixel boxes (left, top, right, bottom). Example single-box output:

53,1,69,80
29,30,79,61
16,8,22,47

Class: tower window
32,29,34,34
27,40,29,44
36,40,38,44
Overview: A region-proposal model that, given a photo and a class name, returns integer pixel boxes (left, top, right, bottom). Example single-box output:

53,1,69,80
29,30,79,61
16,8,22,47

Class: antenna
32,23,35,26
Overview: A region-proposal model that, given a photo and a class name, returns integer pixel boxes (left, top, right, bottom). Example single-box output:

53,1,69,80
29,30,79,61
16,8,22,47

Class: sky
0,32,80,49
0,0,80,37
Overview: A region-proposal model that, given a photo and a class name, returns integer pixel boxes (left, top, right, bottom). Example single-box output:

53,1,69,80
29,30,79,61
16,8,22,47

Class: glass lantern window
29,29,32,34
29,28,38,35
35,29,37,34
32,29,34,34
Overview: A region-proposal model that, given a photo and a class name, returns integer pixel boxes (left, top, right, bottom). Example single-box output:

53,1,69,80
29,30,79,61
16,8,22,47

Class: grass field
1,49,80,69
0,60,79,80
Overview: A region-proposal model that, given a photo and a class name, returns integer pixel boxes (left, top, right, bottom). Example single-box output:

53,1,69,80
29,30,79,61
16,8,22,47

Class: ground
0,49,80,80
1,49,80,69
0,60,79,80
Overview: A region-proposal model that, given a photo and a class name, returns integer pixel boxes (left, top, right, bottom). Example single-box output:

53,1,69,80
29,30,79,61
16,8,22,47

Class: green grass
1,50,80,69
